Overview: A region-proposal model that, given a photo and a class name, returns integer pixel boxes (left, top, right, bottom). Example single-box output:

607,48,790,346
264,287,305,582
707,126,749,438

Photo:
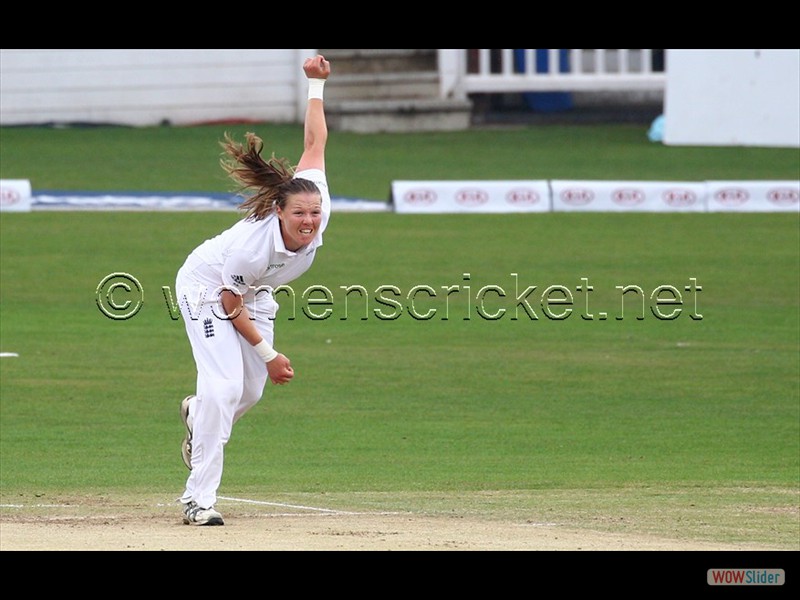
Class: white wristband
254,339,278,363
308,78,325,101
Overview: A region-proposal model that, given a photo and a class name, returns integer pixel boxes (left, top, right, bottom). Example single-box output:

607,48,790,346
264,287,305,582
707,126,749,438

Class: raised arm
296,54,330,173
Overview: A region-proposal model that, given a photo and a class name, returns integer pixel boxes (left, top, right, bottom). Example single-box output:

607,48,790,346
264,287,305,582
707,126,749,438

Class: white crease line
1,500,401,517
237,512,401,518
218,496,357,514
217,496,400,516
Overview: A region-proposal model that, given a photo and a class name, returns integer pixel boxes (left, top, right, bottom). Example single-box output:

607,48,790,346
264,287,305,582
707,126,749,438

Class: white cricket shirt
186,168,330,305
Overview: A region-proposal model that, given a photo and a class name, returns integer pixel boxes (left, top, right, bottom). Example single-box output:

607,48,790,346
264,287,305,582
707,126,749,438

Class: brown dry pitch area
0,497,786,551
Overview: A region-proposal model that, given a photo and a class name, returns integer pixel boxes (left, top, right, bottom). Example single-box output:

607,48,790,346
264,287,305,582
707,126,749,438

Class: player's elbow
220,289,244,317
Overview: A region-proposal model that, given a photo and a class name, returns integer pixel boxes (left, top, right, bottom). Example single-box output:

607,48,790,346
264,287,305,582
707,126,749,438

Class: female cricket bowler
174,54,331,525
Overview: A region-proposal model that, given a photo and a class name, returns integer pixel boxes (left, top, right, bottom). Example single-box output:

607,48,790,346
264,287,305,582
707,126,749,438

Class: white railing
439,49,666,99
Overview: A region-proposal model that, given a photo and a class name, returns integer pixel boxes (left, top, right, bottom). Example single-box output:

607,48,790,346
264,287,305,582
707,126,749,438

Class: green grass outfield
1,122,799,199
0,123,799,549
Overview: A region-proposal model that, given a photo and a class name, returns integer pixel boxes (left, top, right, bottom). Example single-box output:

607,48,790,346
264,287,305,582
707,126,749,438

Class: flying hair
219,132,297,221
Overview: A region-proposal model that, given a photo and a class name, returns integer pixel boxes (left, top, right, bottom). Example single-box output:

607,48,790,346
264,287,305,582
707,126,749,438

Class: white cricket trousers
175,257,277,509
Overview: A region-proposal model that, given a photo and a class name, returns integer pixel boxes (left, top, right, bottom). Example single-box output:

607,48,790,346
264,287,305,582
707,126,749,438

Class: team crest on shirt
203,318,215,338
231,274,245,286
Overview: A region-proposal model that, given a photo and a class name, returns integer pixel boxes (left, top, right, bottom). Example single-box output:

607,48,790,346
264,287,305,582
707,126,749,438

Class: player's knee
203,378,245,408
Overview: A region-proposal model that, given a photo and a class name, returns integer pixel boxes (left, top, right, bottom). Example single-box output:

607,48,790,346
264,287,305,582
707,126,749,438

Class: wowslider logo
707,569,785,586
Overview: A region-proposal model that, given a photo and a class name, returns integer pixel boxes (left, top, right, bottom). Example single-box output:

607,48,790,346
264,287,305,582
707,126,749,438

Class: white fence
0,49,316,126
439,49,666,99
0,49,667,127
1,49,668,127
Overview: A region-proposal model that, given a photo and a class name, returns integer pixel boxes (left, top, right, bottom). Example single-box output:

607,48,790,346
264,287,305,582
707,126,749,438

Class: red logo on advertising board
714,188,749,206
456,188,489,206
506,188,540,205
0,187,21,206
560,188,594,206
612,188,645,206
403,189,437,205
767,187,799,206
662,189,697,207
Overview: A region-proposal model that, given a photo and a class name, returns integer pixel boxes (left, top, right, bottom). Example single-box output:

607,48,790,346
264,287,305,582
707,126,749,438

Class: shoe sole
183,515,224,526
182,502,224,526
180,395,194,470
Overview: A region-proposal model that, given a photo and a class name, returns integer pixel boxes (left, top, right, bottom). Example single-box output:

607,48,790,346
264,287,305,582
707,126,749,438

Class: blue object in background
514,49,574,113
648,114,665,142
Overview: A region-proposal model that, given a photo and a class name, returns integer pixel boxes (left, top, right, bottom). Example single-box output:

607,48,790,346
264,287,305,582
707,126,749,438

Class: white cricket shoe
180,395,194,470
182,501,224,526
